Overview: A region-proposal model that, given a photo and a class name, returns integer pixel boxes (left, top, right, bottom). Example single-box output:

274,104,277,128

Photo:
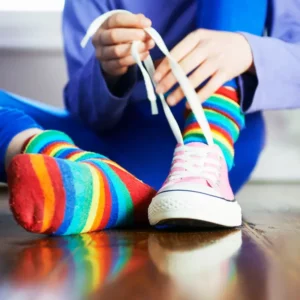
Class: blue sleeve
62,0,137,132
238,0,300,113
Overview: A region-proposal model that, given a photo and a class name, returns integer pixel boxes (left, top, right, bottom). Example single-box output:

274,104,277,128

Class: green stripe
204,96,245,128
64,162,94,235
74,152,107,162
25,130,74,153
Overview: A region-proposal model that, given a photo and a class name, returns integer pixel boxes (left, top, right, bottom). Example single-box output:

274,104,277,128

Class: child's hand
92,12,154,77
154,29,253,106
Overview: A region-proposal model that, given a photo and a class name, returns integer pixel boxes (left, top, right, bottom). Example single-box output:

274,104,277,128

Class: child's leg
183,0,268,170
0,90,105,153
0,107,155,235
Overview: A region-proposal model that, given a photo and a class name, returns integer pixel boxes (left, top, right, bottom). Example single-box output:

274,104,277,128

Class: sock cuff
215,86,239,104
23,130,75,155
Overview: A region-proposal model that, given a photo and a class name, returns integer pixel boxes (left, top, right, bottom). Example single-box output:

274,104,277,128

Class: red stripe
184,122,201,134
42,142,65,155
43,157,66,234
8,155,44,233
216,86,239,103
21,135,36,153
109,165,155,224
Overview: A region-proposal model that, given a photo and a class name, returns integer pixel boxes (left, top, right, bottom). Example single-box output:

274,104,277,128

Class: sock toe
8,154,50,233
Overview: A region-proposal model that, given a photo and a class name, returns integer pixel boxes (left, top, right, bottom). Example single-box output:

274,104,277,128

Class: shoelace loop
81,10,214,146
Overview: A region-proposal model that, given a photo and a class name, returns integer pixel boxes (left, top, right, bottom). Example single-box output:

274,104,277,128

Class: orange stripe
30,156,56,233
103,159,130,174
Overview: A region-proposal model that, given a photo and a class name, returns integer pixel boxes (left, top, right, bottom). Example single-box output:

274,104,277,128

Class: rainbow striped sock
183,86,245,170
8,131,156,235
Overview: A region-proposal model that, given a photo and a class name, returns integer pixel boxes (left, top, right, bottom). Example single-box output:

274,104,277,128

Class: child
0,0,299,234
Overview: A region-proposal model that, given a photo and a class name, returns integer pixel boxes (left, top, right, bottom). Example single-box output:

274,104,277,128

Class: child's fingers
98,28,148,45
197,71,227,103
154,30,206,82
155,43,209,94
166,59,218,106
101,51,149,70
103,13,151,29
97,40,154,61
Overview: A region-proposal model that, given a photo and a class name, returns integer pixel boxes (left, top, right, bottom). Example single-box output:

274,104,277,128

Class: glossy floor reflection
1,184,300,299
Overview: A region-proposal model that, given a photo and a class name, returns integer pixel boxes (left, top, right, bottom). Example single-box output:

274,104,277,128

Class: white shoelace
81,9,214,146
168,145,221,187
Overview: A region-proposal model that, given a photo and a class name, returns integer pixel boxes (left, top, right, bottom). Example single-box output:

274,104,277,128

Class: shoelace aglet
150,100,159,115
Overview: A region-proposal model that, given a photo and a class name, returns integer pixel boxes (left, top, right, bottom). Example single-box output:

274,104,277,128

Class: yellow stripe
68,152,87,162
30,156,56,232
79,234,101,293
48,144,77,157
189,128,234,155
90,169,105,231
212,130,234,154
103,159,130,174
82,165,100,233
85,246,101,292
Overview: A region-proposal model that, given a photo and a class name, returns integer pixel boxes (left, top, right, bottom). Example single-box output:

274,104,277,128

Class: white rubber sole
148,190,242,228
149,230,242,275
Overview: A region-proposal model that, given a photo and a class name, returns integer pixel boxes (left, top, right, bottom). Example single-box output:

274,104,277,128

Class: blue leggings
0,0,267,191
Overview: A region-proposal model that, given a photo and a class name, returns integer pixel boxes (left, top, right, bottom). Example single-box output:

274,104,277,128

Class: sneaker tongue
175,143,220,188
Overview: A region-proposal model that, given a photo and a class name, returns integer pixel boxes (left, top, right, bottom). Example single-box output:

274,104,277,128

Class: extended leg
0,107,155,235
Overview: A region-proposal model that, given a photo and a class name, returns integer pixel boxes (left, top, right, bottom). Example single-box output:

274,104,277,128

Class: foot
8,154,156,235
148,143,242,228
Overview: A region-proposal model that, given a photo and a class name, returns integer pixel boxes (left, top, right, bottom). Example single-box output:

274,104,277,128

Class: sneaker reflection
149,230,242,300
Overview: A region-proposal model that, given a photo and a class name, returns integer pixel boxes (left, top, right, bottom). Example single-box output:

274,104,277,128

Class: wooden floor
0,183,300,300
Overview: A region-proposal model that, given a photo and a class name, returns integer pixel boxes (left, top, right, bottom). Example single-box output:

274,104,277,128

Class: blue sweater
62,0,265,191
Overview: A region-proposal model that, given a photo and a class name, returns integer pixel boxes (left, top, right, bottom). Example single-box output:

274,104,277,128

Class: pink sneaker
148,143,242,228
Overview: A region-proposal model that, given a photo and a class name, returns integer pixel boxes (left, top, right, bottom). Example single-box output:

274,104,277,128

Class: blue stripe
64,162,93,235
55,148,78,159
204,101,245,129
54,160,76,235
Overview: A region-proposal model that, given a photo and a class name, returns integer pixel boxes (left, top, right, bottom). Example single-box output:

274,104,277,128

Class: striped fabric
8,131,155,235
183,87,245,170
